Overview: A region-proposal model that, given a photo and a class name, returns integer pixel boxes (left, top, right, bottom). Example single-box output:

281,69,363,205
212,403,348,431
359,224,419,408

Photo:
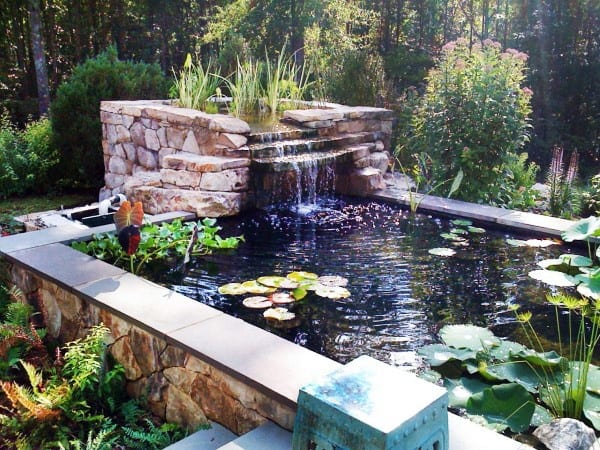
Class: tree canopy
1,0,598,172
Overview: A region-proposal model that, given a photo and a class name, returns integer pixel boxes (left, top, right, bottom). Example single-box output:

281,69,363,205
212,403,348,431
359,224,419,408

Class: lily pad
418,344,476,367
241,280,277,294
315,285,351,299
242,296,272,309
575,274,600,299
451,219,473,227
450,228,468,235
318,275,349,287
531,404,554,427
584,393,600,431
513,349,565,368
257,276,299,289
466,383,535,433
467,226,486,234
444,377,491,409
478,361,542,393
263,307,296,321
507,239,558,248
287,271,319,282
291,287,308,300
218,283,246,295
440,324,500,351
270,292,295,304
489,340,528,361
429,248,456,257
440,233,466,242
562,216,600,242
529,269,577,287
559,254,593,267
298,280,320,291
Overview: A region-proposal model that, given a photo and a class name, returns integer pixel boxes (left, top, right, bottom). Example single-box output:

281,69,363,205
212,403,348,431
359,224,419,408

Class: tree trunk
28,0,50,116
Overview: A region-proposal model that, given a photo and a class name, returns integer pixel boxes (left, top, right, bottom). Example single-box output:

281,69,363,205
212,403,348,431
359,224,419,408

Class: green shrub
0,114,58,198
398,39,535,205
581,174,600,217
51,46,169,188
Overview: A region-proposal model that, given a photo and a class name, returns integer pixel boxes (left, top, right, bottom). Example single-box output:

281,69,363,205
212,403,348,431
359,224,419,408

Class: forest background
1,0,598,176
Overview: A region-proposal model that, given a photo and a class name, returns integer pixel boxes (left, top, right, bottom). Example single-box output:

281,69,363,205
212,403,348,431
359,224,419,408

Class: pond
158,197,565,368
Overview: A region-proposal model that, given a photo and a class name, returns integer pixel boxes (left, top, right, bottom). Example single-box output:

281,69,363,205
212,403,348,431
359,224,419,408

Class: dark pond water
158,197,567,368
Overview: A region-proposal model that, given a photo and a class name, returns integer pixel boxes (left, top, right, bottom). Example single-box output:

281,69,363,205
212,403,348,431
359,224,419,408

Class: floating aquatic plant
263,307,296,321
242,296,272,309
428,248,456,257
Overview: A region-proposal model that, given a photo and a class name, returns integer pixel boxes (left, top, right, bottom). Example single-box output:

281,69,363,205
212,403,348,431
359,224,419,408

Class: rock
208,115,251,134
108,156,131,175
160,168,203,188
182,130,200,153
369,151,390,173
144,128,160,150
217,132,248,149
130,121,146,146
284,109,344,123
165,384,208,431
533,418,596,450
199,168,250,192
166,127,187,150
136,146,158,169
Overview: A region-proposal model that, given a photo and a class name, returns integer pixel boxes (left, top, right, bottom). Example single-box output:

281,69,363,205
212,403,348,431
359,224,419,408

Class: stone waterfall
100,100,394,217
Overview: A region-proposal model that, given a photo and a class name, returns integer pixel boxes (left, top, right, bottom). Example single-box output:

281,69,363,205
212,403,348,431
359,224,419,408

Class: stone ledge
163,153,250,173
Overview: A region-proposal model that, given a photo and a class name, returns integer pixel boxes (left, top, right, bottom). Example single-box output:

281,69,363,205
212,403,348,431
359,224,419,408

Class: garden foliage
0,283,188,448
398,39,537,207
0,115,58,198
51,46,169,188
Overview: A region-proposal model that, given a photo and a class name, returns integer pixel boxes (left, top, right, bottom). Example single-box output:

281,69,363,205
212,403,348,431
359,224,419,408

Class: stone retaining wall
100,101,395,216
4,260,295,435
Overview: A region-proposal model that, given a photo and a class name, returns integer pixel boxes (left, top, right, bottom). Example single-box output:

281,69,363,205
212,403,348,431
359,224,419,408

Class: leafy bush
51,46,169,188
398,39,535,205
581,174,600,217
0,115,58,198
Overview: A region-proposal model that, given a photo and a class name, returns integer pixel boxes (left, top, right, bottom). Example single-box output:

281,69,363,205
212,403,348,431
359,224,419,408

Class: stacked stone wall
5,262,295,434
100,101,395,216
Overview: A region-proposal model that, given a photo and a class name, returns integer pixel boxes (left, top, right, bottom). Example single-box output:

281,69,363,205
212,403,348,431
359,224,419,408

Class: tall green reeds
172,54,221,111
222,57,264,117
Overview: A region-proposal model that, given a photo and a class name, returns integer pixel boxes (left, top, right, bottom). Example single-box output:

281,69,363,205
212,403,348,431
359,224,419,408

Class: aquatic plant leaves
287,271,319,281
218,283,247,295
263,307,296,321
584,393,600,431
488,340,528,361
428,248,456,257
514,350,564,368
559,254,593,267
241,280,277,294
507,239,558,248
451,219,473,227
114,201,144,232
467,226,486,234
444,377,491,409
270,292,295,304
562,216,600,242
439,325,500,351
575,273,600,299
317,275,349,287
418,344,476,367
450,228,468,235
242,296,272,308
466,383,535,433
314,285,351,299
440,233,466,242
291,287,307,300
478,361,542,393
531,404,554,427
257,276,299,289
529,269,577,287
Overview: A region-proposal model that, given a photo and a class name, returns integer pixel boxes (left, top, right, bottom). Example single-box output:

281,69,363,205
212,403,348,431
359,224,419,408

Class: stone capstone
160,168,203,188
162,153,250,173
284,109,344,123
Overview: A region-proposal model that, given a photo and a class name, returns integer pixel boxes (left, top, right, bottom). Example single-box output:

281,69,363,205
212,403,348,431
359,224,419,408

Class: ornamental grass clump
172,54,222,113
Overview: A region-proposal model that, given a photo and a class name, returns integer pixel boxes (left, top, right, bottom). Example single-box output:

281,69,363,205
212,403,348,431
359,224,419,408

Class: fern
123,418,188,449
